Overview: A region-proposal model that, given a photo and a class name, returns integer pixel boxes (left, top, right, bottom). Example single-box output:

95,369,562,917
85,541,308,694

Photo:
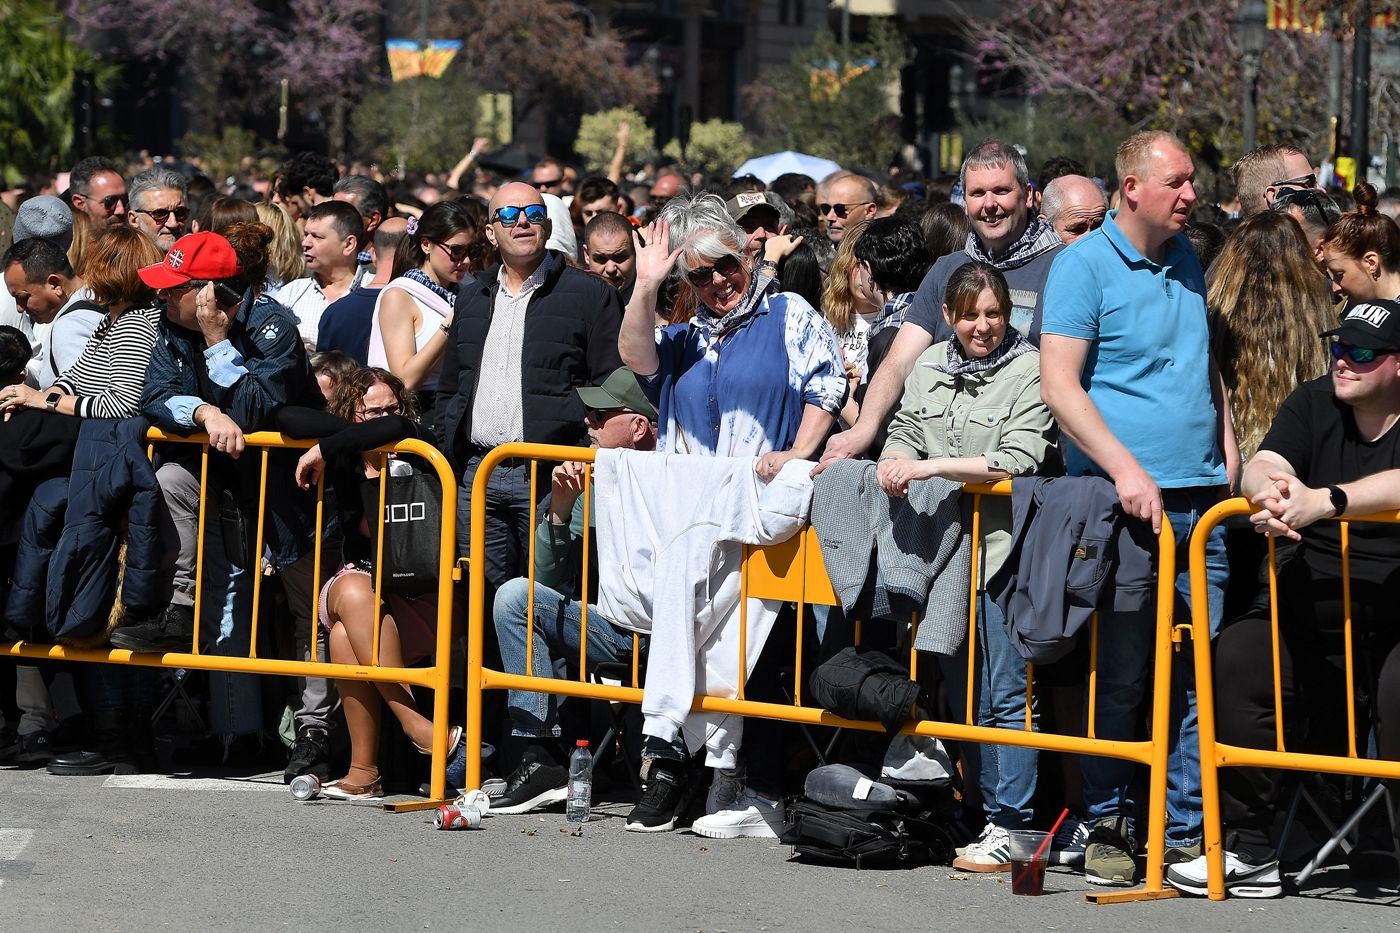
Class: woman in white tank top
368,200,482,403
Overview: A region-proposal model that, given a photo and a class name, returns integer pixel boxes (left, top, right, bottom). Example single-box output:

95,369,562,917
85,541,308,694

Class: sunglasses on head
1269,172,1317,191
818,201,872,219
432,240,483,264
136,206,189,225
684,253,743,287
492,204,549,227
1330,341,1396,365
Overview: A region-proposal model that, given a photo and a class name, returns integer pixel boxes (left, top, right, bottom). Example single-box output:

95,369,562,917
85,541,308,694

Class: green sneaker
1163,839,1204,865
1084,816,1138,887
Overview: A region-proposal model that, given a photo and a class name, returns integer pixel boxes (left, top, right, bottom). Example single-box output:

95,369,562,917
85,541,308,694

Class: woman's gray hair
657,192,747,276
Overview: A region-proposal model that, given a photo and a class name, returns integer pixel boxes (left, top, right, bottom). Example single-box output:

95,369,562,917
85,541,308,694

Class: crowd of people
2,135,1400,900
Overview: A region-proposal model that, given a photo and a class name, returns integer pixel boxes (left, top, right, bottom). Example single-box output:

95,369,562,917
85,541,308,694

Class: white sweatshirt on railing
593,449,814,768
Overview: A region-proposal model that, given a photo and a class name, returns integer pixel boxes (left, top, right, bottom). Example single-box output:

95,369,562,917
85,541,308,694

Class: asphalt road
3,764,1398,932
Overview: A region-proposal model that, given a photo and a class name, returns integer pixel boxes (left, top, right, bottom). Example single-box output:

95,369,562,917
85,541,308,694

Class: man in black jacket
435,181,623,598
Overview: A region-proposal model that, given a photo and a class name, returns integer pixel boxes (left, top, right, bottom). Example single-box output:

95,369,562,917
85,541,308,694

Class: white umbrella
733,150,843,184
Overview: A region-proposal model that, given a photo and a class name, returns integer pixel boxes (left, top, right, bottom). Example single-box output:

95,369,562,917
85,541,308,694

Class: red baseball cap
138,231,241,289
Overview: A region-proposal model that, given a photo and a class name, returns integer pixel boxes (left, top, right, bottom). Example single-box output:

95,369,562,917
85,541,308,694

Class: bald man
435,181,624,598
1040,175,1108,246
818,172,877,245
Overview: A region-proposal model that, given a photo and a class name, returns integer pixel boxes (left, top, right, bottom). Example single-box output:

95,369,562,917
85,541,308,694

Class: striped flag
1266,0,1398,31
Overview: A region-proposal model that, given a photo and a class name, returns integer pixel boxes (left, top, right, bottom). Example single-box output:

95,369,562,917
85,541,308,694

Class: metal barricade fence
0,428,460,807
1189,498,1400,899
463,443,1181,903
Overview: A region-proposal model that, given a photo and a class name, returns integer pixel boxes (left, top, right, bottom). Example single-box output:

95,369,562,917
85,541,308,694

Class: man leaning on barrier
489,368,667,815
1167,299,1400,898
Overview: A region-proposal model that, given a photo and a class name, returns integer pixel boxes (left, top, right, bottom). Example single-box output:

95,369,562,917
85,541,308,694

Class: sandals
413,725,463,758
322,773,384,801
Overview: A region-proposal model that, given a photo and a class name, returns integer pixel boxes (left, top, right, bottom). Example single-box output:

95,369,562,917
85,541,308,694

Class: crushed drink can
290,774,321,801
457,789,491,814
435,804,483,830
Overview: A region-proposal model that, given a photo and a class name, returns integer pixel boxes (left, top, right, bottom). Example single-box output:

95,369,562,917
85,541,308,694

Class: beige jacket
881,341,1058,580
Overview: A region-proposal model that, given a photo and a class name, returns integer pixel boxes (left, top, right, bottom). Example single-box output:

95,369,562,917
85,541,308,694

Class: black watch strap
1328,485,1348,517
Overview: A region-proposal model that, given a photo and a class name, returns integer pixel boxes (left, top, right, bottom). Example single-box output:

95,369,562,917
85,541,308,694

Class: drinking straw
1012,807,1070,890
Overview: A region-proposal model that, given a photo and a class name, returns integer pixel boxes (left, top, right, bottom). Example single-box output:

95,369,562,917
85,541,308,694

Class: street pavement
2,764,1398,932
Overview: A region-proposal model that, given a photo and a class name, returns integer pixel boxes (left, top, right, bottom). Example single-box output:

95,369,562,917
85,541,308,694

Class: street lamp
1236,0,1269,153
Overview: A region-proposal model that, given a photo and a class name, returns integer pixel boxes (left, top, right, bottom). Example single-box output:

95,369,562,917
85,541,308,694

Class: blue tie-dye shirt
643,291,846,457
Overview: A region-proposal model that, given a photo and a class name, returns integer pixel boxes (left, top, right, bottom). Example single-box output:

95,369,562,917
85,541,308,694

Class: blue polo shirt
1041,210,1224,488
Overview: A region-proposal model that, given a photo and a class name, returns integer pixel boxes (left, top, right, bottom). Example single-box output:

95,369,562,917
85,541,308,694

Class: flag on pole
1266,0,1397,31
386,39,463,81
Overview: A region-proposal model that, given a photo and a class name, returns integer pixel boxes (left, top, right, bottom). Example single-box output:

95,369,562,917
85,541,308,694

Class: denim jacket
881,342,1059,579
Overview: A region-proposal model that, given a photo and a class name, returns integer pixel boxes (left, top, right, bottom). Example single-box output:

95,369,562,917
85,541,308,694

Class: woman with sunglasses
620,192,845,472
368,200,479,424
1318,182,1400,304
283,367,461,800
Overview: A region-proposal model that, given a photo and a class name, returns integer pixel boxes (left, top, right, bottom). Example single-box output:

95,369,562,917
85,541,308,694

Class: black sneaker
626,758,687,833
284,726,332,784
488,749,569,815
109,605,195,653
16,730,55,764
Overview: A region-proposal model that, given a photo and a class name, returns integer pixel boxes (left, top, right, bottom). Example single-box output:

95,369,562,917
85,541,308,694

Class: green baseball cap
575,367,657,422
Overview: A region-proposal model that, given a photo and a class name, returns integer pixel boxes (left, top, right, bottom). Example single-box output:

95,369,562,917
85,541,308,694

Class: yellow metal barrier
463,444,1182,902
1189,499,1400,899
0,428,460,808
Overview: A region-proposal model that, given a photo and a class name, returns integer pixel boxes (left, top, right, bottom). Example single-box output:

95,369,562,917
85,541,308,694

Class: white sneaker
1165,852,1282,898
955,822,995,858
691,787,784,839
951,824,1012,872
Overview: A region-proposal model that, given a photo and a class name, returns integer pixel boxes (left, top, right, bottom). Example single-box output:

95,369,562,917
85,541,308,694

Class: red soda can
435,804,483,830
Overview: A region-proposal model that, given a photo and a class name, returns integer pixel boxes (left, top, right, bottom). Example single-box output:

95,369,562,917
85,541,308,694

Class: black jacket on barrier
434,251,624,471
986,475,1157,664
5,417,167,641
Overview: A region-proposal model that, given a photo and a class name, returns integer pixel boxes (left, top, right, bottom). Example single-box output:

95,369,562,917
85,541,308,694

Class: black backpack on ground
781,799,959,869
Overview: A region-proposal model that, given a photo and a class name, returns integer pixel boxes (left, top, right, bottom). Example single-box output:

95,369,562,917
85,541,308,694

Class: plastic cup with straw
1008,807,1070,896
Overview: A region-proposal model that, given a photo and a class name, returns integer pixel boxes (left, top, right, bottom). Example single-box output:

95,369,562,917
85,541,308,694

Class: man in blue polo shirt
1040,130,1237,887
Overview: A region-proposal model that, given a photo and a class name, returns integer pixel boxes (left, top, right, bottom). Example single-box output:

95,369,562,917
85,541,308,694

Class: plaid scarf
934,325,1034,377
965,214,1062,270
404,268,455,308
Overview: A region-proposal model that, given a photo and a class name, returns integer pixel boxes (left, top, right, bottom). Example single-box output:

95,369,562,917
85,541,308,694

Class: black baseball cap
1322,299,1400,350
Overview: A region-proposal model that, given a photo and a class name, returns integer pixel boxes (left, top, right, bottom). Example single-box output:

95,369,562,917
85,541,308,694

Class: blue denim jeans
456,455,544,598
1080,486,1227,846
939,594,1038,828
493,577,638,738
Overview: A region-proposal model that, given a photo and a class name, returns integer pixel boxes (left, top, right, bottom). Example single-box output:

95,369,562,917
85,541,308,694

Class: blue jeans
939,594,1038,828
456,455,544,598
1080,486,1227,846
493,577,638,738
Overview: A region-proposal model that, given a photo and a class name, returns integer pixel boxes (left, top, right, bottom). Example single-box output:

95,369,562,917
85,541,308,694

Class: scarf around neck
965,214,1062,270
691,264,778,341
404,267,456,308
935,325,1034,378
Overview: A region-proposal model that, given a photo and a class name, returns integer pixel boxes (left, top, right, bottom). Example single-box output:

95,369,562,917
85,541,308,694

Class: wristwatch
45,391,61,411
1327,485,1348,517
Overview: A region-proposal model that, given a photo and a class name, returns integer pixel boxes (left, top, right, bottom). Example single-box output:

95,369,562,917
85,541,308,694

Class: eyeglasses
360,401,402,419
1269,173,1317,191
532,176,564,191
98,193,128,212
585,407,632,424
432,240,479,264
1330,341,1396,365
492,204,549,227
818,201,873,219
135,206,190,226
684,253,743,287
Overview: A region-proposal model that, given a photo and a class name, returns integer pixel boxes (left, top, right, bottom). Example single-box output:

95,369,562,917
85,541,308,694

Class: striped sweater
53,304,162,419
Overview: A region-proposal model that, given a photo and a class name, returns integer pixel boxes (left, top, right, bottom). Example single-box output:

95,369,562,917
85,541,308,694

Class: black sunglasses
585,407,632,423
532,177,564,190
432,240,481,264
493,204,549,227
1330,341,1396,365
99,193,128,212
685,253,742,287
1269,172,1317,191
818,201,872,219
135,206,189,225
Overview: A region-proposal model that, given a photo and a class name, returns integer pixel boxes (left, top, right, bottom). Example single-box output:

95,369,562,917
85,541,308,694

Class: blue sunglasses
492,204,549,227
1330,341,1397,365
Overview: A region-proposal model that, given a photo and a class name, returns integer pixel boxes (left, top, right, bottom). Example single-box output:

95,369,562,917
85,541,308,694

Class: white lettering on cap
736,192,766,209
1347,303,1392,328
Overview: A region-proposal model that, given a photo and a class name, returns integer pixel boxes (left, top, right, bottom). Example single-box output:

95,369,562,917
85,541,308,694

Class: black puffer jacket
434,251,623,471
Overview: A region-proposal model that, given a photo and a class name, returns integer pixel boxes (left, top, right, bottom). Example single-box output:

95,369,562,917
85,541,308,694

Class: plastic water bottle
566,740,592,823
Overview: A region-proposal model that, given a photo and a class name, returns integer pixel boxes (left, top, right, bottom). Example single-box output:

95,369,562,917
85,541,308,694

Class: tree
449,0,656,125
351,74,486,175
663,119,753,178
743,23,909,170
575,107,656,173
0,0,115,182
969,0,1333,156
